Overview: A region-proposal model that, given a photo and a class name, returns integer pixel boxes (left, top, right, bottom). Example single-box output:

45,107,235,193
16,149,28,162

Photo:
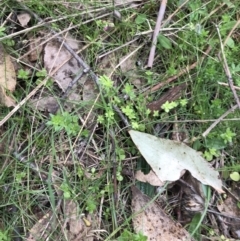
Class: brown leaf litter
131,185,194,241
0,43,16,107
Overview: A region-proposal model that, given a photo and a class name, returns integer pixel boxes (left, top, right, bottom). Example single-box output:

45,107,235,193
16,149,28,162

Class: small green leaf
99,75,114,90
36,68,47,77
226,37,235,48
18,69,29,80
135,14,147,25
97,115,104,124
132,121,139,129
161,101,178,113
223,0,235,8
123,83,136,99
205,138,226,150
121,105,136,119
230,172,240,181
158,34,172,49
237,202,240,209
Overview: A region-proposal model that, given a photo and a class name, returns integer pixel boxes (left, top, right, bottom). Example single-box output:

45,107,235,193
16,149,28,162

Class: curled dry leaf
0,43,16,107
131,186,194,241
135,170,165,186
129,130,224,193
17,12,31,27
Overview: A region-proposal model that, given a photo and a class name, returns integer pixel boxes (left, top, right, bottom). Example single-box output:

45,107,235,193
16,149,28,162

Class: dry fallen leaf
29,96,58,113
44,34,87,92
27,211,52,241
28,36,44,62
135,170,164,186
17,12,31,27
0,43,16,107
97,52,118,77
29,92,83,113
131,186,194,241
64,200,93,241
119,45,138,73
129,130,224,193
82,79,97,102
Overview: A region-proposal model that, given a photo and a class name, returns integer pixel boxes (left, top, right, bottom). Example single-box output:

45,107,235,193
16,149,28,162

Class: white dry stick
218,81,240,91
202,104,238,138
109,44,143,78
216,25,240,109
147,0,167,68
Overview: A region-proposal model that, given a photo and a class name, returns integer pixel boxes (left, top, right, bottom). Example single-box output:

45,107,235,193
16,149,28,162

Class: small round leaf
230,172,240,182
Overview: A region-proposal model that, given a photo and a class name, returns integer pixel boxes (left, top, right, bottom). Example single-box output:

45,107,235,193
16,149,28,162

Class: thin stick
0,78,48,126
0,10,116,42
223,18,240,47
0,12,13,27
216,25,240,109
0,32,76,126
98,37,139,59
109,44,144,78
162,0,190,27
147,0,167,68
144,45,212,95
0,1,135,42
202,104,238,137
218,81,240,91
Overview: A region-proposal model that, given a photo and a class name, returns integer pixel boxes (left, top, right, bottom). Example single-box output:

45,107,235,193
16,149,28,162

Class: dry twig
144,46,212,95
147,0,167,68
216,25,240,110
202,104,238,137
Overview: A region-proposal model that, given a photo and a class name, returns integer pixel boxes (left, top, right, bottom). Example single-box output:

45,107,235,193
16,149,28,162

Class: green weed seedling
85,198,97,214
161,99,188,113
0,27,14,46
203,148,220,162
47,111,80,136
0,26,6,37
60,181,72,199
117,229,147,241
0,230,10,241
220,128,236,144
17,69,30,80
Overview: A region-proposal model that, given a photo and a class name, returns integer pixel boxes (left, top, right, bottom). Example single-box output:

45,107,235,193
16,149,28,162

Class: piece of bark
147,82,187,111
